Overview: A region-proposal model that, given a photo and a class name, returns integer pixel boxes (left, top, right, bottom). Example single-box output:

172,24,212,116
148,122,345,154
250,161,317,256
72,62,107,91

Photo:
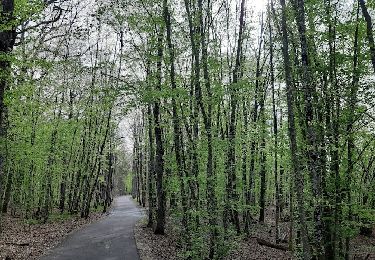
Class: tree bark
153,28,166,235
225,0,245,233
345,5,361,259
147,91,155,228
359,0,375,73
269,1,279,241
0,0,16,212
293,0,324,257
163,0,189,238
279,0,311,258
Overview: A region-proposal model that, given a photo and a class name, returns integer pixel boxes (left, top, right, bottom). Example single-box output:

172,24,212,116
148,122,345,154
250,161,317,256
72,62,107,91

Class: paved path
41,196,143,260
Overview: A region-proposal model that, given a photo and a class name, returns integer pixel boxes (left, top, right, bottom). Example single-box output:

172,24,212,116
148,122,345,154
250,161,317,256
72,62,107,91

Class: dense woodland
0,0,375,259
0,0,123,223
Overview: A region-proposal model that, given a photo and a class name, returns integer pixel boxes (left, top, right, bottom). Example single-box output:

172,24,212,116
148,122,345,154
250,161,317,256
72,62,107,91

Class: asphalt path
40,196,143,260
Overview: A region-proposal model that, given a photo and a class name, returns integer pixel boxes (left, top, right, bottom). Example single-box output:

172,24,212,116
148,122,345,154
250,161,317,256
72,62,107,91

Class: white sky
249,0,267,13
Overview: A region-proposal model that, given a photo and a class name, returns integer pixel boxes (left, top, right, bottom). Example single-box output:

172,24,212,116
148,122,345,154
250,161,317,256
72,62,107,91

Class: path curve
40,196,143,260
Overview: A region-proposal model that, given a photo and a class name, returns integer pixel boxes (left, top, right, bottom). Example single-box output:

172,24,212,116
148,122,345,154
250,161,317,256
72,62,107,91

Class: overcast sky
250,0,267,12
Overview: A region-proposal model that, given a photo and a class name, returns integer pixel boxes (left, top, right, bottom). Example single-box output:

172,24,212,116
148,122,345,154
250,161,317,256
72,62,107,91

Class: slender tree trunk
293,0,324,257
147,101,155,227
163,0,189,239
258,81,267,224
59,90,75,213
183,1,201,226
279,0,311,258
324,1,338,257
242,97,250,232
225,0,245,233
146,55,156,227
0,0,16,216
269,2,279,241
2,165,12,213
345,5,360,259
154,28,166,235
359,0,375,73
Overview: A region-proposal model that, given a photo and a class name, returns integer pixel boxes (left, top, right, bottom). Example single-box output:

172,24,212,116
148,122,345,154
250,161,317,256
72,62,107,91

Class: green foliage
24,212,73,225
48,212,74,223
1,0,375,259
24,218,41,225
92,205,105,213
123,174,133,194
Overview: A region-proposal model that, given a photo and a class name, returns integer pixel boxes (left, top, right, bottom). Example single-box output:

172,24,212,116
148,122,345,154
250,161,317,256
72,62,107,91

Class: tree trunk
359,0,375,73
2,165,12,213
225,0,245,233
259,81,267,224
279,0,311,258
0,0,16,213
269,1,280,242
153,28,166,235
293,0,324,257
345,5,360,259
147,103,155,228
163,0,189,238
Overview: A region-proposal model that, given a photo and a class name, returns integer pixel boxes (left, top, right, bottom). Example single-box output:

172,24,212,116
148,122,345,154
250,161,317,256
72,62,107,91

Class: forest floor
134,217,292,260
0,211,104,260
134,206,375,260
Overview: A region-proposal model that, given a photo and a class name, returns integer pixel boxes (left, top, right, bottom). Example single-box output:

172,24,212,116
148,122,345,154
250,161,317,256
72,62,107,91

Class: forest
0,0,375,259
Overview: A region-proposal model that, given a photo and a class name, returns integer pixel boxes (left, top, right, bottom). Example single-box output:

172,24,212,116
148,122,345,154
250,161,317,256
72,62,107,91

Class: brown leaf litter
0,212,103,260
134,206,375,260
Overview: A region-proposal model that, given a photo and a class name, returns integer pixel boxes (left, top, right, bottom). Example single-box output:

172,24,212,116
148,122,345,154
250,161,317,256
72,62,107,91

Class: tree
279,0,311,257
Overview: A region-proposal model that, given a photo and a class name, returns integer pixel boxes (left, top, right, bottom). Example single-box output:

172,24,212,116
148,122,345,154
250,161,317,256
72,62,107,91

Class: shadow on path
40,196,143,260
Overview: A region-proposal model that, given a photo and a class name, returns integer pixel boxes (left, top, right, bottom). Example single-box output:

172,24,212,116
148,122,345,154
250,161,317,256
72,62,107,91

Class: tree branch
16,6,63,35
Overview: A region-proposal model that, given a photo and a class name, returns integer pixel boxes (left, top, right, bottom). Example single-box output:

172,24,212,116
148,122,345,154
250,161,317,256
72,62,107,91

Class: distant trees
0,0,128,227
0,0,64,211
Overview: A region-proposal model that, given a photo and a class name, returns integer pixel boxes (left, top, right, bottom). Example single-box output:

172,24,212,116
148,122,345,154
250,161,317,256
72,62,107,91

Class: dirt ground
134,206,375,260
0,212,103,260
134,218,292,260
